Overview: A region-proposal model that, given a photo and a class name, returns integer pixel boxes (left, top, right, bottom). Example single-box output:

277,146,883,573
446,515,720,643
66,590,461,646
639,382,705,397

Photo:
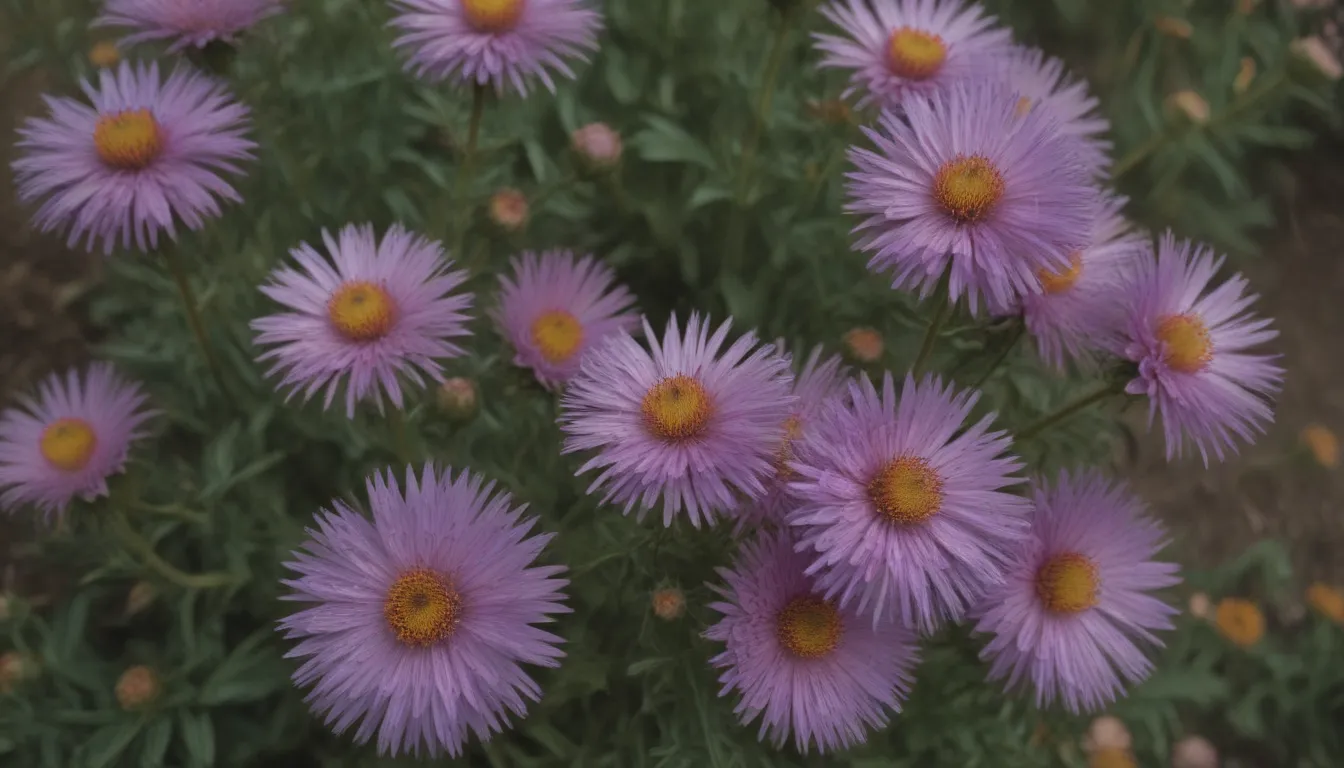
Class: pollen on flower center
642,375,714,441
39,418,97,472
461,0,525,32
383,568,463,647
933,154,1005,223
887,27,947,80
327,281,397,342
869,455,943,524
775,595,842,658
1038,252,1084,294
530,309,584,363
1035,552,1100,614
1156,313,1213,373
93,109,163,171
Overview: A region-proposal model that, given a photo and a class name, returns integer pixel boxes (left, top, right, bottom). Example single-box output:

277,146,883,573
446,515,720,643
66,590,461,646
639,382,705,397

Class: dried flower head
651,587,686,620
115,665,160,709
842,327,883,363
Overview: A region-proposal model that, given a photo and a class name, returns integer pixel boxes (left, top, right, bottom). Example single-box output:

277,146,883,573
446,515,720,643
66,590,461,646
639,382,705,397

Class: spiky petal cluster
559,314,795,527
972,470,1180,712
251,223,472,417
1115,232,1283,464
279,464,569,757
788,373,1030,632
998,45,1112,177
706,531,920,753
12,61,254,254
846,82,1096,313
95,0,284,51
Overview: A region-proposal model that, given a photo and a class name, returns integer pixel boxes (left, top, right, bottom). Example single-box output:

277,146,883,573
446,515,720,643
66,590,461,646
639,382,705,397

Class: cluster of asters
0,0,1284,758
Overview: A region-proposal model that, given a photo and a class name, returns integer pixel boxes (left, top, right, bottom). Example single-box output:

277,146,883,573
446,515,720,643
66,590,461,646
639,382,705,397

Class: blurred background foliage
0,0,1341,766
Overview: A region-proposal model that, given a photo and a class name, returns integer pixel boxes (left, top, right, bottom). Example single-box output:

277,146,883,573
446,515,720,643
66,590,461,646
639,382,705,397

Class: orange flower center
933,154,1005,223
530,310,584,363
1035,552,1100,613
383,568,463,647
327,281,397,342
1156,313,1213,373
39,418,97,472
93,109,163,171
775,595,842,658
868,455,943,524
641,374,713,441
1038,252,1084,294
887,27,947,80
461,0,525,32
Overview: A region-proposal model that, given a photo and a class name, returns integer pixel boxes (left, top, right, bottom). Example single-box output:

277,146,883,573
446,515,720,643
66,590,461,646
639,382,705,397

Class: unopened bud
1168,91,1210,124
435,377,478,420
571,122,622,171
843,327,884,364
1085,715,1132,752
1154,15,1192,39
651,587,686,620
488,188,528,234
1188,591,1212,619
115,665,160,710
1172,735,1219,768
88,41,120,68
1233,57,1256,94
0,651,37,693
1292,36,1343,81
1236,0,1259,13
125,581,157,618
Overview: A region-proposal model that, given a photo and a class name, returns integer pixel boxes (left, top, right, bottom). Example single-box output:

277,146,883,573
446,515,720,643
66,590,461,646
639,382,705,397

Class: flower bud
435,377,478,421
571,123,622,171
1292,36,1344,80
1233,57,1256,95
651,587,686,620
124,581,157,618
1154,15,1192,39
1172,735,1219,768
1301,423,1339,467
1084,715,1132,753
1167,91,1210,124
88,42,120,68
843,327,884,364
1188,591,1212,619
488,188,528,234
115,665,160,710
0,651,38,693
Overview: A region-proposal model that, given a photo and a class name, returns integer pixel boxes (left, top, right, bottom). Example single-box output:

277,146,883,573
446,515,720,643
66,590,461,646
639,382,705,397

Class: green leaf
177,711,214,768
82,722,142,768
631,116,718,170
139,719,172,768
198,629,287,705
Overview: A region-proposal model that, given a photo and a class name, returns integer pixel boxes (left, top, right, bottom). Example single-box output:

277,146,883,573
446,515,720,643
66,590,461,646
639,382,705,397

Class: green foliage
0,0,1339,766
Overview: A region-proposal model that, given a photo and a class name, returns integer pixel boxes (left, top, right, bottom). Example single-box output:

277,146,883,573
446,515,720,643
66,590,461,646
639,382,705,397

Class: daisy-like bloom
389,0,602,95
813,0,1012,109
999,45,1112,177
251,224,472,417
846,82,1096,314
788,373,1030,631
279,464,569,757
1116,232,1283,464
12,61,254,255
95,0,284,52
734,346,849,533
559,313,794,528
1001,193,1148,371
0,363,155,518
706,531,919,753
971,470,1181,713
494,250,638,389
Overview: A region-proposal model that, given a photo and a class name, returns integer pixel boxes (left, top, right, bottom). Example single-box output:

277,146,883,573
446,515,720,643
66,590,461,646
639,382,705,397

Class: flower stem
1015,380,1127,443
388,408,415,467
453,83,488,267
111,511,235,590
912,266,954,377
969,319,1025,390
161,245,228,397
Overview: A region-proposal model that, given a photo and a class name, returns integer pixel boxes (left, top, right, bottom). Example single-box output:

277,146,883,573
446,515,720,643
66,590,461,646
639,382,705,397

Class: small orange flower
651,587,686,620
88,41,120,68
1300,424,1339,468
1233,57,1256,95
1088,747,1137,768
1215,597,1265,647
1306,583,1344,625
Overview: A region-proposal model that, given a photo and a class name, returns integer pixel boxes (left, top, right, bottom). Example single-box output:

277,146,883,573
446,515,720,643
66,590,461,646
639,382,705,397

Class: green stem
969,319,1025,390
911,266,954,377
1015,380,1126,443
388,408,415,466
453,83,488,267
161,245,228,397
723,8,795,275
135,501,211,527
111,512,234,590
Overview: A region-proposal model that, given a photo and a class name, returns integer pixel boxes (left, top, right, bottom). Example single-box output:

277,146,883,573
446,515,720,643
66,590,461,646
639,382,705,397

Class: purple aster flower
1116,232,1283,464
0,363,155,518
971,470,1180,713
389,0,602,95
95,0,284,51
12,61,254,255
997,193,1148,371
280,463,569,757
788,373,1030,632
997,45,1112,178
250,223,472,417
814,0,1012,110
559,313,795,528
846,82,1096,314
706,530,919,753
734,346,849,534
493,249,638,389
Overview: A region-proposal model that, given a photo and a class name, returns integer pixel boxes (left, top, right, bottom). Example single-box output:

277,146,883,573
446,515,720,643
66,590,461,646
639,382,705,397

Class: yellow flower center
887,27,947,80
1035,552,1100,613
327,281,397,342
868,455,943,524
775,595,842,658
933,154,1005,223
39,418,97,472
1014,95,1034,117
1156,313,1213,374
530,310,584,363
383,568,463,648
1038,252,1084,294
641,374,714,441
461,0,525,32
93,109,163,171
